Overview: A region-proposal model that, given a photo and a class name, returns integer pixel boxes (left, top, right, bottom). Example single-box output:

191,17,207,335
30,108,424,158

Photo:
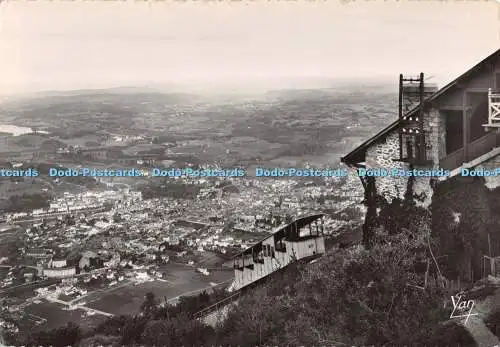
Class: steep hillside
15,224,476,347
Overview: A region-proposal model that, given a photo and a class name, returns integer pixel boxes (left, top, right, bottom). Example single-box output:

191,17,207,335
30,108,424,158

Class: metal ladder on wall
398,73,425,163
396,73,435,164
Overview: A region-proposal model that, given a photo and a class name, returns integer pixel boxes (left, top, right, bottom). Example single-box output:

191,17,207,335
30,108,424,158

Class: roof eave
339,48,500,166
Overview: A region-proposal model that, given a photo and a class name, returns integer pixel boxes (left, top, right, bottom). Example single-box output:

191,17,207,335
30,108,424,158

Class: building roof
341,48,500,166
122,144,164,156
233,214,324,258
80,147,107,152
0,224,21,233
25,248,53,255
80,250,98,259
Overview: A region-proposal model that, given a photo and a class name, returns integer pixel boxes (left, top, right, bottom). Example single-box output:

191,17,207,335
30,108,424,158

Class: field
87,263,233,316
20,301,107,333
11,262,233,338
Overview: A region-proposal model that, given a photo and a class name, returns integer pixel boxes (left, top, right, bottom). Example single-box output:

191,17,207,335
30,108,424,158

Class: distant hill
0,87,204,111
0,84,398,168
9,85,194,97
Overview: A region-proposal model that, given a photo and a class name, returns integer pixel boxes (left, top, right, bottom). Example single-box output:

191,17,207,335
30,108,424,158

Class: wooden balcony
440,131,499,171
468,131,498,159
483,88,500,129
440,148,465,171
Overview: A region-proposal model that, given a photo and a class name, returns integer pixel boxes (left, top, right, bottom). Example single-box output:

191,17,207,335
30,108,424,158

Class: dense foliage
16,225,477,347
217,230,474,346
485,310,500,339
139,181,201,200
24,322,80,347
432,177,500,283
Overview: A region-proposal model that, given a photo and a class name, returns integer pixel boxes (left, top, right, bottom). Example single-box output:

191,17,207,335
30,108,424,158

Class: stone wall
200,301,236,328
365,131,406,201
425,109,446,166
364,108,443,206
467,149,500,190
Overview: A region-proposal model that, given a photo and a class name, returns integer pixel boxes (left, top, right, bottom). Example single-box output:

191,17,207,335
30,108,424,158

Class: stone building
341,48,500,283
42,267,76,279
342,48,500,207
80,147,109,161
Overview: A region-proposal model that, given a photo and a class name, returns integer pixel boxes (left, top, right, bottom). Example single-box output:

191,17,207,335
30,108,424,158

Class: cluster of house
21,247,121,280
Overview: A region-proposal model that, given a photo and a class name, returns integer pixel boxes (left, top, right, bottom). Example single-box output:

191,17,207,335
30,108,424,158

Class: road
70,279,134,305
44,296,113,317
39,279,138,318
0,279,61,296
166,278,234,305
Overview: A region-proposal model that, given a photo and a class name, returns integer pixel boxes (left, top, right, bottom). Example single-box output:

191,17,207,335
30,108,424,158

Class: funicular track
192,253,322,320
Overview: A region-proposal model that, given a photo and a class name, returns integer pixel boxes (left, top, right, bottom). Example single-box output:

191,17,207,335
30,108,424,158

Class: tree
141,292,157,317
25,322,80,347
22,196,472,347
217,217,451,347
93,315,130,336
121,316,147,345
362,176,378,249
141,314,215,347
141,320,169,346
77,334,120,347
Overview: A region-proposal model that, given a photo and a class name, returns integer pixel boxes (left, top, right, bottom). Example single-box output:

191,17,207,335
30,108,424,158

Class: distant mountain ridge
0,77,397,99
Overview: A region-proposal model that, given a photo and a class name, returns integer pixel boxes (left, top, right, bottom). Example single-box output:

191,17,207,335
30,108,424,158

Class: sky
0,1,499,95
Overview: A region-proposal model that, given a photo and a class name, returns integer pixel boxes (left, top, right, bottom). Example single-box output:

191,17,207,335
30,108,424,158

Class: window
271,246,275,258
310,224,318,236
234,259,243,270
496,73,500,91
254,251,264,264
276,240,286,252
263,246,268,257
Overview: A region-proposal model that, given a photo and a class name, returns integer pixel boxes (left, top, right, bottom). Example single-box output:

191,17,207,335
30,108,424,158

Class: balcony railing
440,148,465,171
483,88,500,129
439,132,499,171
467,131,497,161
